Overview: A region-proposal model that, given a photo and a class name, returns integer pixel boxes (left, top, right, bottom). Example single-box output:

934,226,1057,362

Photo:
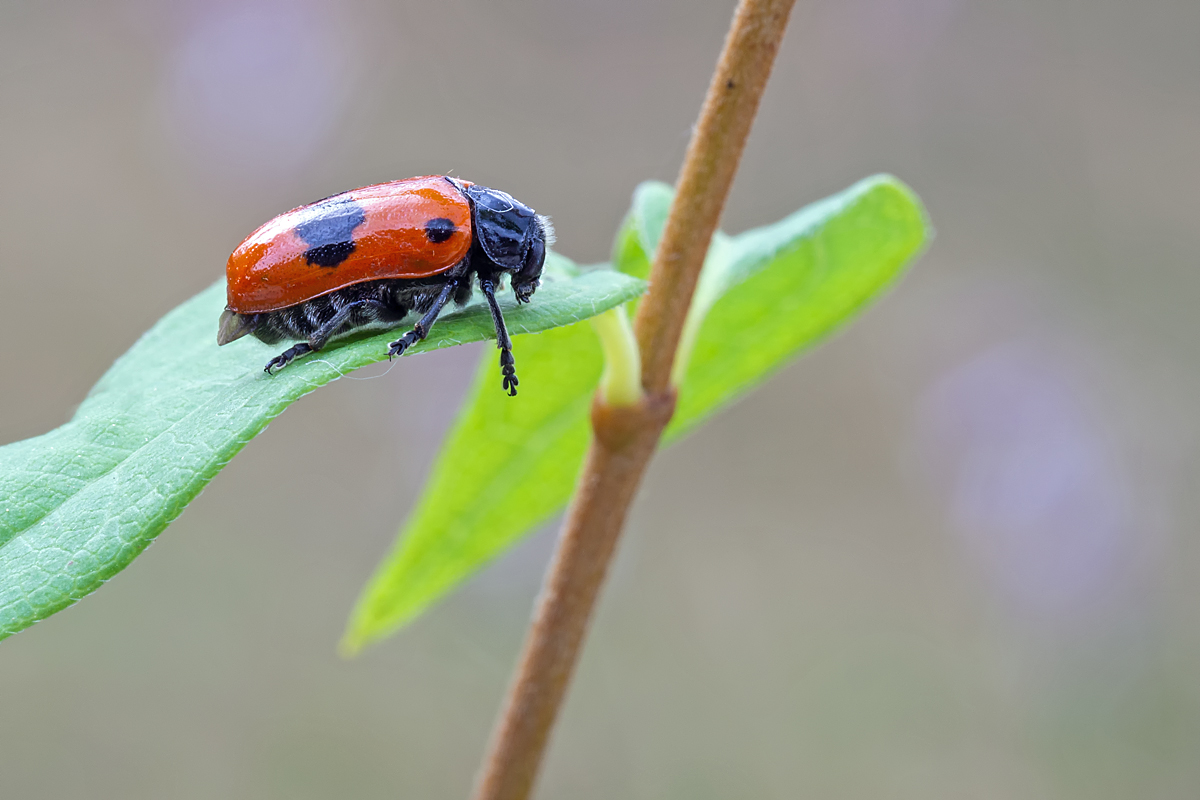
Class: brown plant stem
472,395,675,800
635,0,797,392
471,2,796,798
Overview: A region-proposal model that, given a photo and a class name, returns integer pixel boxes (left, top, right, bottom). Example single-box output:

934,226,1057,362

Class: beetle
217,175,553,396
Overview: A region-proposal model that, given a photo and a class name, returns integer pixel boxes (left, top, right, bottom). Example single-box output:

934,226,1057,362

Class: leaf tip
855,173,935,245
337,632,365,659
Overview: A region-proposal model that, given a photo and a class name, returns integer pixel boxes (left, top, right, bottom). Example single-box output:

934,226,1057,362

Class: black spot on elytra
303,241,357,267
424,217,456,243
295,195,366,268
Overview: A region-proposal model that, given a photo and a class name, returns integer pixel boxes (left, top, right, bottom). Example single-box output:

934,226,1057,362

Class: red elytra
225,175,475,314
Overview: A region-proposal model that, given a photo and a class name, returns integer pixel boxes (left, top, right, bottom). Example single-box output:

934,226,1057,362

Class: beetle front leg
479,277,518,396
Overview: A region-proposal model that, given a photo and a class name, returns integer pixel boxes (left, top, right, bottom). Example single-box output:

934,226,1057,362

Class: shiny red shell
225,176,474,314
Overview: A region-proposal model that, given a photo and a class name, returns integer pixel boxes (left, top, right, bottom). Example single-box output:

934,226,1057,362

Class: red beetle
218,175,552,395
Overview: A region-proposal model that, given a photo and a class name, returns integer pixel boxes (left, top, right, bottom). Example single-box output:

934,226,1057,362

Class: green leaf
611,181,673,281
0,254,645,641
344,175,930,651
667,174,931,438
342,319,603,653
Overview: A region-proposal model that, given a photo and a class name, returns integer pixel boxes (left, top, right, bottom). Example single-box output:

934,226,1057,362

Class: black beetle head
465,185,553,297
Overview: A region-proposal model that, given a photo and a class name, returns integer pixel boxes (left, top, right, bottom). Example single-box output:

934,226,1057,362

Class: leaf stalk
589,306,643,407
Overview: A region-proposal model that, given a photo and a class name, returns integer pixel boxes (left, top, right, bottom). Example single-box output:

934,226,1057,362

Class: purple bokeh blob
160,0,359,183
916,342,1137,624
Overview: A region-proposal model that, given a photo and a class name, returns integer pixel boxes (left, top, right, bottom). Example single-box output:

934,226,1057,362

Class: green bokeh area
0,256,644,640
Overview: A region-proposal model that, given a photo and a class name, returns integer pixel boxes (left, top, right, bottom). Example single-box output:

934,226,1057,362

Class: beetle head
465,185,553,302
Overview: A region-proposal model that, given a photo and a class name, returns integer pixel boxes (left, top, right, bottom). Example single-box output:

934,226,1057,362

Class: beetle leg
387,281,458,360
306,300,388,350
265,343,314,374
263,299,386,374
479,278,518,397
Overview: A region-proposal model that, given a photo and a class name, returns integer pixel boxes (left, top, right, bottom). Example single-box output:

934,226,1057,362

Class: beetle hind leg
262,296,389,374
265,343,314,374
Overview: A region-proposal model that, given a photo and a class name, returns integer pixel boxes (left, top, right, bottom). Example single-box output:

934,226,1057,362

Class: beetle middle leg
264,298,390,374
386,280,460,360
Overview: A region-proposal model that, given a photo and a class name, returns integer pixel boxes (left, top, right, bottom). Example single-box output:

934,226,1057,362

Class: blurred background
1,0,1197,797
